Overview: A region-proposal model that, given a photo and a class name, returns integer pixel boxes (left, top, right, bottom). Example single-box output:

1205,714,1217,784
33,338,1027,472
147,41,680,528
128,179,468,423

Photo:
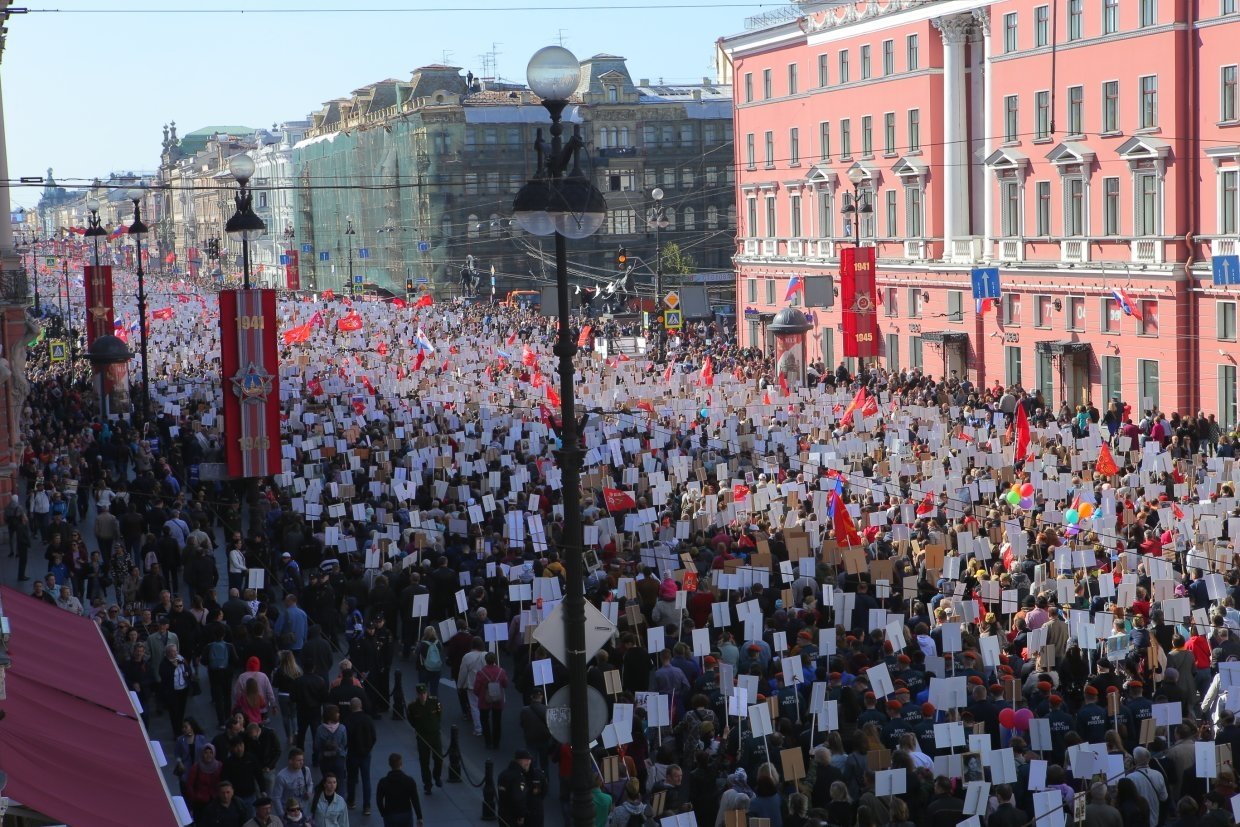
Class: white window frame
1132,169,1163,237
1223,65,1239,123
1221,167,1240,235
1219,300,1238,342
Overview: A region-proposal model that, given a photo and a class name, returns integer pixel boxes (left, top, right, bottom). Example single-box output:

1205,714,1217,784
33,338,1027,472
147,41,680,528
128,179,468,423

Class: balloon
1065,509,1080,524
1020,483,1035,497
1006,490,1021,506
1019,496,1034,510
1013,708,1034,731
700,408,709,419
1065,526,1080,536
998,707,1016,729
1079,503,1095,519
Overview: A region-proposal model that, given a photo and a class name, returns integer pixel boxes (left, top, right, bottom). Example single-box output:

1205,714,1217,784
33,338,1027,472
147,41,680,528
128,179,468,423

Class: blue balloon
700,408,710,419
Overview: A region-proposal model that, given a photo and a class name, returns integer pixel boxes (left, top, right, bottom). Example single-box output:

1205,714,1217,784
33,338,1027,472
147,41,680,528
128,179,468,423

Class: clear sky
3,0,772,209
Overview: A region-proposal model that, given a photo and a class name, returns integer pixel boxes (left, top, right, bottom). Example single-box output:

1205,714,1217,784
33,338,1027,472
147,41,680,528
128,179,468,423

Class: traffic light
616,246,628,271
405,277,415,299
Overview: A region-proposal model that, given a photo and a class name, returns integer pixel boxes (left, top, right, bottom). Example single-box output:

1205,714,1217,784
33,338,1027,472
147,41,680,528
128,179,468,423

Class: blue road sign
415,275,430,284
358,248,370,259
319,252,330,262
970,267,1001,300
1213,255,1240,286
417,241,431,253
301,243,313,253
353,275,363,284
279,254,290,266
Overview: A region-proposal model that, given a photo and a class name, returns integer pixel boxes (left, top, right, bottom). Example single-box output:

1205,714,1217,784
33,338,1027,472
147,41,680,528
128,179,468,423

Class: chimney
639,78,649,86
693,90,702,101
703,77,710,85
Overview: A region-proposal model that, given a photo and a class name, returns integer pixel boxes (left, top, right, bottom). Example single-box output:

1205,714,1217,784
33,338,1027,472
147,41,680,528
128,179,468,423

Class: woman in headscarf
183,742,223,818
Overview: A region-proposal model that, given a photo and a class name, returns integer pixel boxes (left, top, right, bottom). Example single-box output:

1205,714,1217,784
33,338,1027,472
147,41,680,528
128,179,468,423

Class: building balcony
903,239,928,261
0,268,29,306
761,238,777,257
996,238,1025,263
787,238,804,257
1060,238,1090,264
1212,237,1238,257
814,239,836,259
947,237,982,264
743,239,759,257
1130,238,1164,265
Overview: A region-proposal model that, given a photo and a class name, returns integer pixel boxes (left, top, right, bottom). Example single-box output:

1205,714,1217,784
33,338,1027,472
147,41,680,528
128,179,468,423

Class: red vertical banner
188,247,200,278
219,289,282,478
840,246,879,359
124,249,134,269
285,250,300,291
83,265,115,348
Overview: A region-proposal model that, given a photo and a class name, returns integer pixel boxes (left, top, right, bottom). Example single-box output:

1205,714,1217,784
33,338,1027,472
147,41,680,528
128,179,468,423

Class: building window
1001,181,1022,237
1140,75,1158,128
1003,294,1022,326
861,116,873,157
764,131,775,168
1102,296,1121,333
1220,301,1238,341
910,335,923,369
906,34,919,70
1224,66,1238,122
790,194,802,237
860,45,871,79
818,54,829,87
663,167,675,187
841,119,852,159
765,279,776,304
1102,355,1122,403
664,208,676,231
1223,365,1239,431
1037,181,1052,235
1103,177,1121,235
885,287,898,316
1226,0,1238,14
705,166,719,186
789,128,800,166
743,73,753,102
1064,178,1086,236
1104,0,1120,33
885,189,897,237
1068,0,1083,40
1036,91,1051,139
819,121,831,161
1135,172,1160,235
788,63,798,95
886,333,900,370
947,291,963,322
1004,96,1019,143
883,112,896,156
1035,294,1053,328
1004,12,1018,52
763,68,772,99
817,190,834,238
1067,295,1085,331
681,168,695,188
839,50,850,84
908,109,921,151
747,279,757,303
765,195,777,237
1067,86,1084,135
1103,80,1120,132
746,198,758,238
745,134,755,169
706,206,719,229
1140,0,1156,27
1222,169,1239,234
1006,345,1023,387
1138,299,1159,335
1138,358,1160,409
882,40,895,76
1035,5,1049,46
908,288,922,318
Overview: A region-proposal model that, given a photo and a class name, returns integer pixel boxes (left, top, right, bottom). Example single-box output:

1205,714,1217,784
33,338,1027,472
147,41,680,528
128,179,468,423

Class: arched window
683,207,696,230
489,214,502,238
618,127,630,147
607,85,619,103
707,206,719,229
466,214,479,239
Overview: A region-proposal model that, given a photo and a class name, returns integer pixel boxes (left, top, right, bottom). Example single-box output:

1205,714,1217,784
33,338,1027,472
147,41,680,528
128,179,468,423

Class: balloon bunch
1004,482,1036,511
1061,501,1095,537
998,707,1034,731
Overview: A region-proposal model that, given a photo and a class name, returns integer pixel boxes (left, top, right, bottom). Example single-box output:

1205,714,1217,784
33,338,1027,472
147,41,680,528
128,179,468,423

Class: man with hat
1077,685,1109,743
406,682,444,794
881,698,912,748
242,796,281,827
1122,679,1153,753
856,690,886,729
497,750,534,827
1045,694,1074,766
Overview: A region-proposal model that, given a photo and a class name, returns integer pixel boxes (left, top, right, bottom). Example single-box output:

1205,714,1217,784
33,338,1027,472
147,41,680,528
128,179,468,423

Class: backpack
485,670,505,704
626,813,647,827
319,730,339,759
422,640,444,672
206,640,233,671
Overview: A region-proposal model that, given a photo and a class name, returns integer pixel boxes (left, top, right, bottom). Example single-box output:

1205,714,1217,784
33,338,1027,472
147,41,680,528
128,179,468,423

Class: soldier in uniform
497,750,534,827
1076,685,1109,744
1046,694,1075,766
1121,679,1153,754
406,683,444,794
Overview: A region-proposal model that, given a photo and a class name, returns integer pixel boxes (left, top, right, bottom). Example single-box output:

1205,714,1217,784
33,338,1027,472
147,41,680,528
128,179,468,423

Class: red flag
618,353,631,362
636,400,655,416
151,307,174,321
577,325,593,348
1172,501,1185,520
307,377,324,397
1096,443,1119,476
414,294,434,308
522,344,536,367
700,356,714,387
603,488,637,512
663,362,674,383
779,373,789,397
841,387,867,422
309,311,325,328
391,297,407,309
337,313,363,332
732,484,749,503
546,384,561,407
506,330,518,346
830,490,863,546
1013,403,1032,461
282,324,311,345
531,371,544,389
862,394,880,418
916,492,936,516
762,391,771,405
376,341,389,356
360,376,376,395
322,289,335,300
414,350,425,371
351,399,366,417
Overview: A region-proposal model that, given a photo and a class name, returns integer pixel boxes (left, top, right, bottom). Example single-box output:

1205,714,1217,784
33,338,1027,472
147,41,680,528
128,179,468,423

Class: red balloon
1020,483,1035,497
998,707,1016,729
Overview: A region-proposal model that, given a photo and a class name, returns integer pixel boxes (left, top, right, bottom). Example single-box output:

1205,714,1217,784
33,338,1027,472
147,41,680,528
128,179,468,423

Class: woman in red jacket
473,651,509,749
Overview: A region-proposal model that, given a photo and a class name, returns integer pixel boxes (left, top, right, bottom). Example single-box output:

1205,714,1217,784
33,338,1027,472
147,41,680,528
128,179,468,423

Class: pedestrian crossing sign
49,340,66,362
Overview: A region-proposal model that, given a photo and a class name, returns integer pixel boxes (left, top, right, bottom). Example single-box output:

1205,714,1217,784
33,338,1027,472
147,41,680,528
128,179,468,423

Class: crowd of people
13,263,1240,827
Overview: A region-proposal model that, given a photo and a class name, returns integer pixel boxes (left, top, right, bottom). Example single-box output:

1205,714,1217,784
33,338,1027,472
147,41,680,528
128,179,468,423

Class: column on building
934,13,974,260
972,9,992,252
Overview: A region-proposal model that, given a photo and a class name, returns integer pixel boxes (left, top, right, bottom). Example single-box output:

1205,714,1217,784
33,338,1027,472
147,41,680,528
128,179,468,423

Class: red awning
0,587,181,827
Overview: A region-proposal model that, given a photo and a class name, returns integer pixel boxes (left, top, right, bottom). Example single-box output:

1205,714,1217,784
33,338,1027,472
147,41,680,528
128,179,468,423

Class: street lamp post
512,45,607,827
345,216,356,298
127,187,151,427
647,187,668,360
30,237,40,313
225,155,265,291
839,166,872,247
84,198,108,366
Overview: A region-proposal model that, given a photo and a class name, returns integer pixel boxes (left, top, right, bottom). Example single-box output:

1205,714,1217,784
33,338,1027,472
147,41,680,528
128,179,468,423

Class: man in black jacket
497,750,534,827
345,696,378,815
196,780,250,827
376,752,424,827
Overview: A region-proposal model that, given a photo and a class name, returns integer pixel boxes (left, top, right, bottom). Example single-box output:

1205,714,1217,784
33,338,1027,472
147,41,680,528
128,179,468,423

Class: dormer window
607,85,618,103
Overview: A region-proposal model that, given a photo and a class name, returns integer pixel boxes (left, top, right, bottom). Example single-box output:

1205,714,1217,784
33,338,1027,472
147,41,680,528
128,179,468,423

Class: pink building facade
722,0,1240,424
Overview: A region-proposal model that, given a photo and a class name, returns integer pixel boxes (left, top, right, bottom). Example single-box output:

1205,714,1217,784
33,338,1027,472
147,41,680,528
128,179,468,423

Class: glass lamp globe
526,46,581,102
86,198,100,213
512,180,556,237
229,154,256,184
127,187,144,202
549,175,607,240
651,188,664,202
